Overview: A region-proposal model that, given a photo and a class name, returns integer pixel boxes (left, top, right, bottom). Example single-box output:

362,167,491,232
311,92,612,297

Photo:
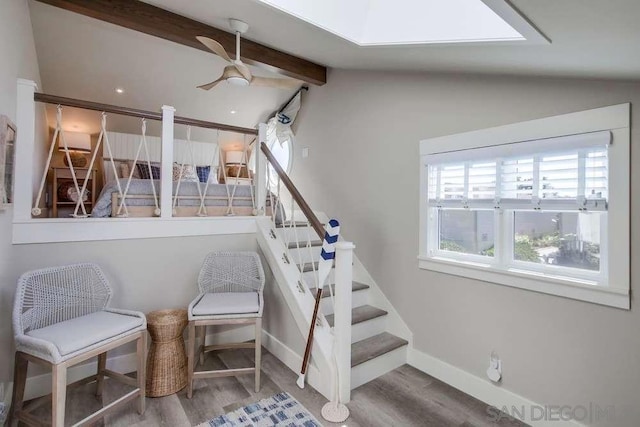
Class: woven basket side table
146,309,188,397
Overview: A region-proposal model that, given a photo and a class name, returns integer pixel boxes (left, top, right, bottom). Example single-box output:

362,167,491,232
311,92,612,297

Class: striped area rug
198,392,323,427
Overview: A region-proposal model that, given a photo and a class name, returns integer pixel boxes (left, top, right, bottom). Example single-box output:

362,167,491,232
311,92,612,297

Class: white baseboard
407,348,584,427
261,331,329,399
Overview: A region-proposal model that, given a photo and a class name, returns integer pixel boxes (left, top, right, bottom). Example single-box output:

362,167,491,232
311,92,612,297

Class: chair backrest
14,263,112,335
198,251,265,294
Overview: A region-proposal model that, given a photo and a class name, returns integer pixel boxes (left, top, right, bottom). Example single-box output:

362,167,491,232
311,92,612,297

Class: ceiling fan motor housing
229,19,249,34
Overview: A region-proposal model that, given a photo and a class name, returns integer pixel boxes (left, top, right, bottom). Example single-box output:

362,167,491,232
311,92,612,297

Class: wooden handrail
260,142,324,239
34,93,258,135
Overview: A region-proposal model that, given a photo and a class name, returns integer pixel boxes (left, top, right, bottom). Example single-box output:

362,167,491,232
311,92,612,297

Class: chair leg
136,332,147,415
198,325,206,366
187,322,195,399
8,352,28,427
255,317,262,393
96,352,107,397
52,364,67,427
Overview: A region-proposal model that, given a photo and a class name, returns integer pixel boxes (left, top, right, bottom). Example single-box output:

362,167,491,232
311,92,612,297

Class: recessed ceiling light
115,87,125,94
230,110,237,114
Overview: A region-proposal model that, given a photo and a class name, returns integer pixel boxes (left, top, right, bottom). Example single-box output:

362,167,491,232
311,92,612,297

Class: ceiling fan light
227,76,250,86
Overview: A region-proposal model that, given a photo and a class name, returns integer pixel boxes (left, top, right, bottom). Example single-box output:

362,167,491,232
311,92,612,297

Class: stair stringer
255,217,334,399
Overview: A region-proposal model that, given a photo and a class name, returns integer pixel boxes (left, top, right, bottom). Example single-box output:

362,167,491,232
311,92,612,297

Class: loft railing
258,138,354,403
34,93,258,135
18,83,263,221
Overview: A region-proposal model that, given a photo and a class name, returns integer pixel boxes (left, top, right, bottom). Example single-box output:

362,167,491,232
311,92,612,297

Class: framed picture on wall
0,115,17,209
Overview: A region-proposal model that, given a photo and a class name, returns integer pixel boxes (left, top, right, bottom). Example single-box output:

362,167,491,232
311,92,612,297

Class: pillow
136,162,161,180
127,161,141,179
172,163,199,182
208,167,219,184
120,162,130,179
196,166,210,183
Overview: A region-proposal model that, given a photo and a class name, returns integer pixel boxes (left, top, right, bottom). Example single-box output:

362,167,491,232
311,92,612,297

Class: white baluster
15,79,37,221
255,123,267,215
160,105,175,218
334,241,354,404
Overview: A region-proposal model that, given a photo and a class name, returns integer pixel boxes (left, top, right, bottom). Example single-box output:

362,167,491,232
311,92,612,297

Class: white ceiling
28,1,296,143
28,0,640,138
142,0,640,80
254,0,526,45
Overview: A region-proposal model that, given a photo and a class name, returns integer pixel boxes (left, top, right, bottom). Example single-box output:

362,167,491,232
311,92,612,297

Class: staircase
278,220,409,390
255,133,411,402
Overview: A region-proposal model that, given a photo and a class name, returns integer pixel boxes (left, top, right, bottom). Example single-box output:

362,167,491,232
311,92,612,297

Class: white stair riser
288,246,321,264
320,289,369,314
351,345,408,390
301,269,335,286
350,315,387,344
276,227,318,244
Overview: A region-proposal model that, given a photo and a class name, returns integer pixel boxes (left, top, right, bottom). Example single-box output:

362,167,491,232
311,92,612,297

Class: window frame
418,104,630,309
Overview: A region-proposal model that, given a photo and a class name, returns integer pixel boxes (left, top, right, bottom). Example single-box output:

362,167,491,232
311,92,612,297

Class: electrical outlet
302,147,309,158
487,352,502,383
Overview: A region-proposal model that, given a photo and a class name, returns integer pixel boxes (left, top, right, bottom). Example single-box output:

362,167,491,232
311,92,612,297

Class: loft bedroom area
1,1,639,427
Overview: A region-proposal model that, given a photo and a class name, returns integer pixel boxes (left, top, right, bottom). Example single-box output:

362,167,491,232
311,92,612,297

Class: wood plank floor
24,347,527,426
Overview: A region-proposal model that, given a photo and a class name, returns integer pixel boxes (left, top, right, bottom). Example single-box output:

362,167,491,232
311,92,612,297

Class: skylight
256,0,545,46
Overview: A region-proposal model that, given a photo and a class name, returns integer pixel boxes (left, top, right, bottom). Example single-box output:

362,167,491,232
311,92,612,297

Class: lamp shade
60,132,91,152
225,151,245,165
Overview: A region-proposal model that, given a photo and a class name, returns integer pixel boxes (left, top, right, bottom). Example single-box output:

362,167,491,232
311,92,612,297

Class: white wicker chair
186,251,265,398
9,263,147,427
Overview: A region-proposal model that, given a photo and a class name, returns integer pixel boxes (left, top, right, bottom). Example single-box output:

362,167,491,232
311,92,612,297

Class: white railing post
160,105,175,218
14,79,37,222
255,123,267,215
334,240,354,403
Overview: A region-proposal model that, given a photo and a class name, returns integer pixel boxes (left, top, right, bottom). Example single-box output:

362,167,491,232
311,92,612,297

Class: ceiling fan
196,19,301,91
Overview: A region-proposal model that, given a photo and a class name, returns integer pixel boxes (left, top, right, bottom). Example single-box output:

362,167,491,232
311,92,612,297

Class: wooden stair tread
311,282,370,298
287,240,323,249
325,305,387,327
351,332,408,368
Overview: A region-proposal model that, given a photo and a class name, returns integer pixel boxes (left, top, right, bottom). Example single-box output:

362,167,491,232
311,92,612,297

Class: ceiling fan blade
233,61,253,82
196,36,232,62
250,76,302,90
197,77,224,91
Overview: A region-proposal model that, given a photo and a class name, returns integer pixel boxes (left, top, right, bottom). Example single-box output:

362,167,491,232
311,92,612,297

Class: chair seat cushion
192,292,260,316
27,311,144,356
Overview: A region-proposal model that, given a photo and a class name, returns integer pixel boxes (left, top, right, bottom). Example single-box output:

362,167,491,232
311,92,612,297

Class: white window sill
13,216,258,244
418,255,629,309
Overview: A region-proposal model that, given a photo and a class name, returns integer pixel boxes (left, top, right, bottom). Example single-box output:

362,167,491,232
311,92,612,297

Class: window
419,104,630,309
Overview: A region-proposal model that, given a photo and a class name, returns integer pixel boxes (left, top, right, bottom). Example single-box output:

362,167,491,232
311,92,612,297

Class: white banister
160,105,175,218
255,123,267,215
14,79,37,222
334,240,354,403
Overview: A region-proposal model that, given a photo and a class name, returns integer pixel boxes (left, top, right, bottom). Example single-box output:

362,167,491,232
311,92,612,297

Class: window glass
439,209,494,257
513,211,601,271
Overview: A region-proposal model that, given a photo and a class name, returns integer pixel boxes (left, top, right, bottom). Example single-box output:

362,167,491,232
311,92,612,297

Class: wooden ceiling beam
34,0,327,85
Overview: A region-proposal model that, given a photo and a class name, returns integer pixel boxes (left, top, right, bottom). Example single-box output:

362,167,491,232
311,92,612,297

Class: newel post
254,123,267,215
160,105,175,218
334,240,354,403
14,79,37,222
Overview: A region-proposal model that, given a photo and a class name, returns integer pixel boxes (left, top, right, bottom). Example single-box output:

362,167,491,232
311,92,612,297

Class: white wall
292,69,640,426
0,1,304,389
0,0,44,381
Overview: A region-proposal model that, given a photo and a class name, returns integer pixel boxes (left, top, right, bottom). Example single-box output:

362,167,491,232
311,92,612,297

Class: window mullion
463,162,469,207
578,150,586,208
532,155,540,209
